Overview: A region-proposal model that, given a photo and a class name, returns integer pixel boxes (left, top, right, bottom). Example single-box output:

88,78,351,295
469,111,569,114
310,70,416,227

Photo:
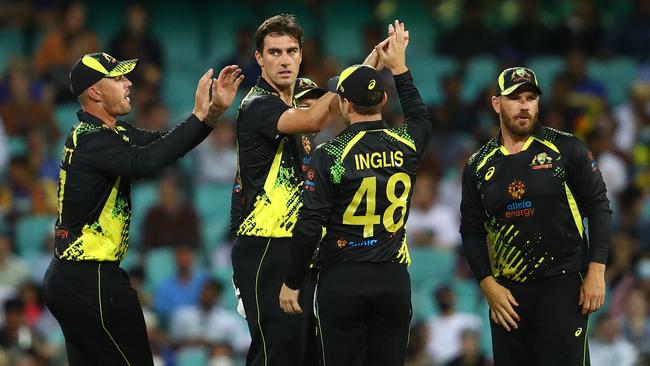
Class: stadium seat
144,246,176,292
322,0,372,63
408,247,456,285
7,137,26,158
15,215,56,261
0,28,23,73
527,55,565,95
176,347,208,366
130,181,159,248
587,57,639,107
462,56,498,102
408,55,457,105
54,102,81,134
194,183,232,251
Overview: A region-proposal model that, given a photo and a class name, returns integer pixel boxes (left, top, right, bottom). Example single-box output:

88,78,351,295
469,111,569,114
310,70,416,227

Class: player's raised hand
279,283,303,315
192,68,214,121
205,65,244,125
376,20,409,75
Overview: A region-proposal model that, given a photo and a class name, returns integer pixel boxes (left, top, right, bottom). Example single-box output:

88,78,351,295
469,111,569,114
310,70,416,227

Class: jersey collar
256,77,281,97
343,120,389,134
77,110,110,127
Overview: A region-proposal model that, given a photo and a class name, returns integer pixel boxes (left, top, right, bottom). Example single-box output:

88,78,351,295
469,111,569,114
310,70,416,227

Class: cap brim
327,76,340,94
105,59,139,77
295,87,327,100
500,82,542,96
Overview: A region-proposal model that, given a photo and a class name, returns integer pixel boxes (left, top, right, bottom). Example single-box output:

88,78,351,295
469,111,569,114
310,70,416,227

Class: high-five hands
192,65,244,126
376,20,409,75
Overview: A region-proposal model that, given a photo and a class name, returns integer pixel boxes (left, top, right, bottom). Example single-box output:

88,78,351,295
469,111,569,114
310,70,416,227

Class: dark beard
502,113,536,137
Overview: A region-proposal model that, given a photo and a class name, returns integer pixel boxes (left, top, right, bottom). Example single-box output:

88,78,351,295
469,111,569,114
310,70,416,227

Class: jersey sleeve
119,121,167,146
285,148,334,289
239,96,290,141
78,114,211,177
567,139,612,264
459,162,493,282
394,71,432,158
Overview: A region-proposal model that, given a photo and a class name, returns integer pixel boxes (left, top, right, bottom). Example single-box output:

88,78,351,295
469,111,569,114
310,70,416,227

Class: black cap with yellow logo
496,67,542,96
294,77,327,101
69,52,138,97
327,65,384,106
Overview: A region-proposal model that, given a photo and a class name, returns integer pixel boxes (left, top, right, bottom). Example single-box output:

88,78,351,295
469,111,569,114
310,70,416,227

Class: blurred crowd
0,0,649,365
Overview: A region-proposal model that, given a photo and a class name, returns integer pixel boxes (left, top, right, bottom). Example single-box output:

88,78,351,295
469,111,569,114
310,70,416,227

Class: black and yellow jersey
460,124,611,283
285,71,431,288
231,77,315,238
54,111,211,261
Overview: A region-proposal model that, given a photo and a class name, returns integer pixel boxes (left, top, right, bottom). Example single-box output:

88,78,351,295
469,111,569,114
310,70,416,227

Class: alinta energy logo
337,238,379,249
505,179,535,218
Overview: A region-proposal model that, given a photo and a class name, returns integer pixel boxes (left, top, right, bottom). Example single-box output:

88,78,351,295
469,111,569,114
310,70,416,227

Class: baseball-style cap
327,65,385,106
496,67,542,96
294,77,327,100
69,52,138,97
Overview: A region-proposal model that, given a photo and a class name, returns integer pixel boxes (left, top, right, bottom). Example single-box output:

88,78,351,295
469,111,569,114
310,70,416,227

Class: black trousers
43,258,153,366
316,262,411,366
491,272,590,366
232,236,318,366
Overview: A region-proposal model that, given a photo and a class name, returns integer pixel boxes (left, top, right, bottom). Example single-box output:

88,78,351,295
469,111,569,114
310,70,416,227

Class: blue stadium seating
176,347,208,366
194,183,232,251
130,181,159,248
587,57,638,107
15,214,56,261
462,56,498,102
527,55,565,95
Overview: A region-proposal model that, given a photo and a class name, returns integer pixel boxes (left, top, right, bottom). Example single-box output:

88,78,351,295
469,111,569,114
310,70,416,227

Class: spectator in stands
406,172,460,249
34,1,99,103
605,0,650,61
209,343,236,366
0,297,53,364
0,223,28,289
589,313,638,366
0,61,58,142
426,285,482,365
169,278,249,354
109,1,164,111
620,289,650,360
553,0,606,56
405,321,435,366
136,99,170,132
142,170,201,251
217,27,260,89
2,156,56,219
613,81,650,157
445,329,489,366
0,117,7,177
299,37,338,89
437,0,499,59
504,0,552,61
153,244,207,320
586,126,628,200
196,120,237,184
25,129,58,183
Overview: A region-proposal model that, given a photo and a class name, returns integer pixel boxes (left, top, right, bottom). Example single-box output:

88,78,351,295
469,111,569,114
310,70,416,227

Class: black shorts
316,262,411,366
43,258,153,366
491,272,590,366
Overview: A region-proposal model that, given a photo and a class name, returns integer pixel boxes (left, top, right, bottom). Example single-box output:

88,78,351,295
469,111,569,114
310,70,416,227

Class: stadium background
0,0,649,365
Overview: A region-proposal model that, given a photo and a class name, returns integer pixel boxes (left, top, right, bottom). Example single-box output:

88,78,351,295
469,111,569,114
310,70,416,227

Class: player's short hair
255,14,304,52
340,90,383,116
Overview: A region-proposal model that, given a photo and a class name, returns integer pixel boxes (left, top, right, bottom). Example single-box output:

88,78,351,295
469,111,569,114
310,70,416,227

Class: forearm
132,114,211,175
285,219,321,290
394,71,429,121
461,231,493,283
587,210,611,264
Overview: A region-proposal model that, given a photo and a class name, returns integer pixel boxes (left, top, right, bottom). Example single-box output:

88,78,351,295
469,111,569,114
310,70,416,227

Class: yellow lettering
359,154,370,170
382,151,393,167
394,151,403,167
371,152,382,168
